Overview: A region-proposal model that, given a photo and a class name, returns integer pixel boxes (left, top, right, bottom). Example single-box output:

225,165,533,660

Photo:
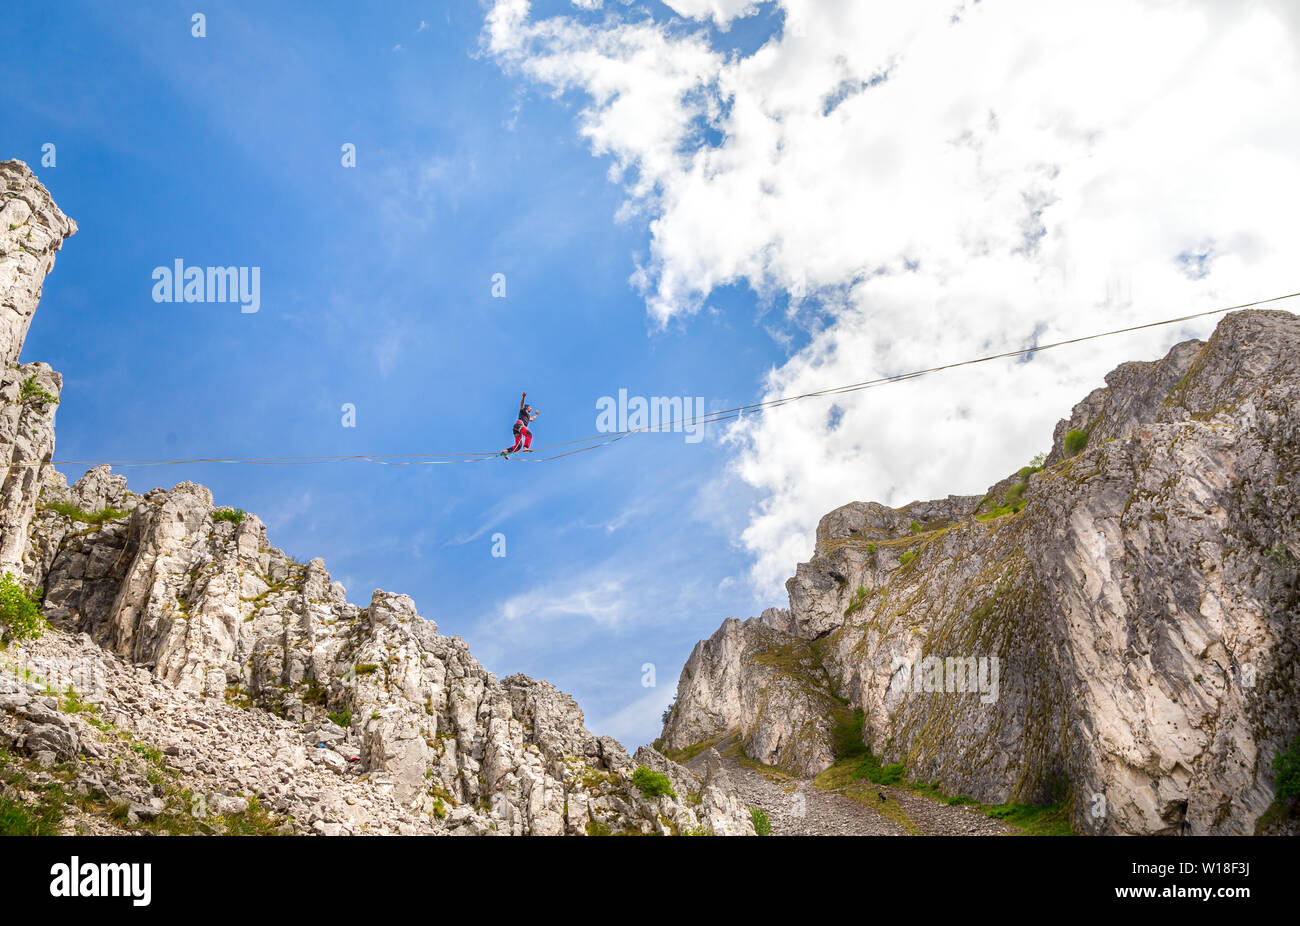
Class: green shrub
353,663,379,675
0,572,46,642
1063,428,1089,457
1275,739,1300,800
631,766,677,799
212,508,246,524
17,375,59,409
909,520,922,534
866,542,877,555
978,457,1045,521
899,551,917,567
327,710,352,728
749,806,772,836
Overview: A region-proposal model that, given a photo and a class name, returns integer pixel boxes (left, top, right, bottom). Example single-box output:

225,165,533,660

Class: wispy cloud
499,577,627,627
588,684,677,749
444,495,532,546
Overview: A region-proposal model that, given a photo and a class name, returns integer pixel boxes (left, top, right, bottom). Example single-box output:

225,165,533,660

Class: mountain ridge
0,158,754,836
662,306,1300,835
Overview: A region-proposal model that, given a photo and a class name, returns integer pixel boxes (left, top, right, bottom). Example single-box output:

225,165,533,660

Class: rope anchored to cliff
25,290,1300,468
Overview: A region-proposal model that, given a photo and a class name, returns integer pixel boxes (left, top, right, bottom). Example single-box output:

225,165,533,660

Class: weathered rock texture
0,160,755,837
1,160,76,366
664,309,1300,836
0,162,72,579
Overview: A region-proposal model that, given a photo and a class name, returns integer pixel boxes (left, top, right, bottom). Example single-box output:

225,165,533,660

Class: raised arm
519,391,527,415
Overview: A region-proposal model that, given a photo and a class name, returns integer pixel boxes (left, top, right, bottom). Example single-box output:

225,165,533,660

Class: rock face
0,162,72,579
0,160,76,366
0,361,61,578
664,309,1300,836
660,608,842,776
0,159,756,836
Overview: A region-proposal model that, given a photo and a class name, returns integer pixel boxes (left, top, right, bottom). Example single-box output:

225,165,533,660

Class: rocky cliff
0,159,753,836
663,309,1300,835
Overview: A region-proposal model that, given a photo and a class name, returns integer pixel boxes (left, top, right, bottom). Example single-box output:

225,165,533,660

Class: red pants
507,425,532,452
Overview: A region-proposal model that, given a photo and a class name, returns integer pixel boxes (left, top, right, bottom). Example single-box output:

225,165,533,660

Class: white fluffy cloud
663,0,763,27
486,0,1300,594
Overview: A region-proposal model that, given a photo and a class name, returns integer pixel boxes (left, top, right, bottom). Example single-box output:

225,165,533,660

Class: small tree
0,572,46,643
661,699,676,726
1063,428,1089,457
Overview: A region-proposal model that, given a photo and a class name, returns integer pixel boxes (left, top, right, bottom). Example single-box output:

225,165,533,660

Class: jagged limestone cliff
0,160,72,579
0,159,753,836
664,309,1300,835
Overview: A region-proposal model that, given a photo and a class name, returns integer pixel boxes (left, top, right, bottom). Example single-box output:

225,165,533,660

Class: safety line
19,291,1298,468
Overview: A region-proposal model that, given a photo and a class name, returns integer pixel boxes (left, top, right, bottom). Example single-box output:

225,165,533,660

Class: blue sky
9,0,1300,749
6,1,795,747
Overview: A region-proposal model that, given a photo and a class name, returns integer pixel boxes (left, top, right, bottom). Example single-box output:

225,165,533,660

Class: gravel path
686,746,1013,836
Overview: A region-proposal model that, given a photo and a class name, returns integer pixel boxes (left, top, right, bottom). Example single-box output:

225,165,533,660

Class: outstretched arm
519,392,527,415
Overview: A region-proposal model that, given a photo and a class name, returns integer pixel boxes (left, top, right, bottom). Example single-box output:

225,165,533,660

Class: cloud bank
486,0,1300,594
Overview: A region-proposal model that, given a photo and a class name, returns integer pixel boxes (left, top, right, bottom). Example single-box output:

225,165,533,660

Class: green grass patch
843,586,871,618
984,802,1074,836
59,685,100,718
664,731,732,764
750,806,772,835
831,708,868,759
41,500,130,526
853,752,906,786
212,507,247,524
0,787,65,835
631,766,677,799
218,795,284,836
